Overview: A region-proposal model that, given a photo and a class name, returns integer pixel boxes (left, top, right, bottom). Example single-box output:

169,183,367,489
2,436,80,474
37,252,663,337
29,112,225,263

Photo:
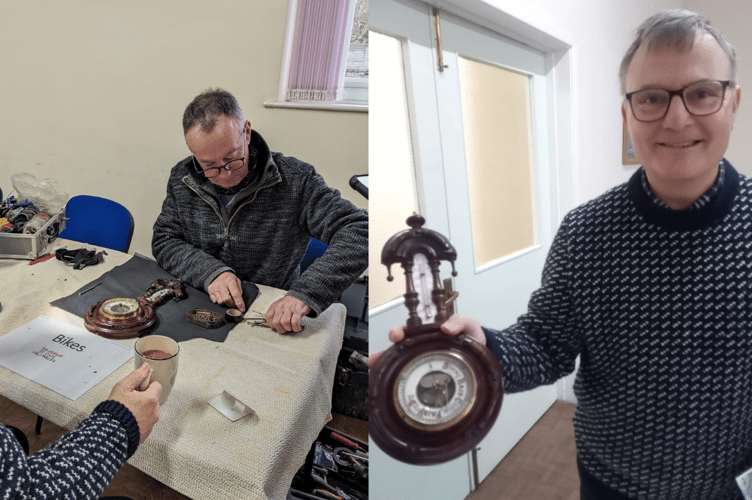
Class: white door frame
429,0,578,402
369,0,577,330
434,0,576,221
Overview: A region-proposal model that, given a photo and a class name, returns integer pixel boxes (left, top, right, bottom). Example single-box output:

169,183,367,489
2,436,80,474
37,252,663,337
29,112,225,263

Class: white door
370,0,560,497
434,9,559,483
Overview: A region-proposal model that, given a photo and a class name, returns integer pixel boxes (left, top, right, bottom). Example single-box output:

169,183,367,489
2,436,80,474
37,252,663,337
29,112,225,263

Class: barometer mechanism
369,214,503,465
84,278,186,339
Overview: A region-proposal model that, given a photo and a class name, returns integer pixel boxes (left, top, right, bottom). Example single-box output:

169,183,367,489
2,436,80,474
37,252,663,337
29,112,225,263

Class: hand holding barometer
369,214,503,465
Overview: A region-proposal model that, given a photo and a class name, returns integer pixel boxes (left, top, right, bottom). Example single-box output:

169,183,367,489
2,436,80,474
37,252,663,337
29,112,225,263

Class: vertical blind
287,0,352,102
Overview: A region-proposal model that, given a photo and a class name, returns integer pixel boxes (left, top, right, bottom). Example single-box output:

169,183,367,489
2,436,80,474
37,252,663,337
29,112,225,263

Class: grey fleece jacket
151,130,368,316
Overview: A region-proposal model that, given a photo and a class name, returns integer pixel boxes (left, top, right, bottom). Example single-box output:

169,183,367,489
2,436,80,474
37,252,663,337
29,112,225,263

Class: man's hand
265,296,312,333
107,362,162,444
208,271,246,311
369,314,487,368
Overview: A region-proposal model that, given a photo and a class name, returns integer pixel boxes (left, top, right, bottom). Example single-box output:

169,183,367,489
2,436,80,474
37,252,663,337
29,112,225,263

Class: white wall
0,1,367,257
683,0,752,176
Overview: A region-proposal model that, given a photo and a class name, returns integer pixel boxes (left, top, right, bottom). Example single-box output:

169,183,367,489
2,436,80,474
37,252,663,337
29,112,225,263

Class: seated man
152,88,368,333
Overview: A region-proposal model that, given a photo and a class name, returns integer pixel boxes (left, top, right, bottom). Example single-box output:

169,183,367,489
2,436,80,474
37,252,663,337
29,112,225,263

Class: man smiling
378,10,752,499
620,21,740,210
152,89,367,333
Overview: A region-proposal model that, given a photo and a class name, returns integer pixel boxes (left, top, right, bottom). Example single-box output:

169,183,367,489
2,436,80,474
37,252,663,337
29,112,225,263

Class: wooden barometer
369,214,503,465
84,278,186,339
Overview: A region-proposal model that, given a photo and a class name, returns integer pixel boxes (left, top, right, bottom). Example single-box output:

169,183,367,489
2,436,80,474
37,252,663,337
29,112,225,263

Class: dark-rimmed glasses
625,80,734,122
192,156,245,178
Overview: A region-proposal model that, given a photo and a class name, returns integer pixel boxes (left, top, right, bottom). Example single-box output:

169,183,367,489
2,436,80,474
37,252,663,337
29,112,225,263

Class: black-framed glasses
625,80,734,122
192,156,245,178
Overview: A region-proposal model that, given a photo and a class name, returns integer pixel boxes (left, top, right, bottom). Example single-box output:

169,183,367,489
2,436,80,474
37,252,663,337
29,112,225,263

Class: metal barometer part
84,279,186,339
369,214,503,465
187,308,226,329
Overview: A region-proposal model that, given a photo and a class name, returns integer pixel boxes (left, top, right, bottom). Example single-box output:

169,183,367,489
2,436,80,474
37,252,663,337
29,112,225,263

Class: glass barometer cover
369,214,503,465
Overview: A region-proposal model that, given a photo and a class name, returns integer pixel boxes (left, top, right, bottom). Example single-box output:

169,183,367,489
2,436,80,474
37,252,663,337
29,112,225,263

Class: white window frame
265,0,368,113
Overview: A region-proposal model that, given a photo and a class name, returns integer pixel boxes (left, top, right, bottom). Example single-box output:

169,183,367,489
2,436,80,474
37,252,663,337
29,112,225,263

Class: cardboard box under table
0,238,346,500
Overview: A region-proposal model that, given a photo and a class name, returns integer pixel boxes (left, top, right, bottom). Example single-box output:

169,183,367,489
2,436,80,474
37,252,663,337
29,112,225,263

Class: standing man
380,9,748,499
153,89,367,333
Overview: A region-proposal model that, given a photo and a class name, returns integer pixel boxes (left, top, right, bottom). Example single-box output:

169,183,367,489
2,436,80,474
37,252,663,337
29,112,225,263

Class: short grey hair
619,9,737,95
182,88,245,135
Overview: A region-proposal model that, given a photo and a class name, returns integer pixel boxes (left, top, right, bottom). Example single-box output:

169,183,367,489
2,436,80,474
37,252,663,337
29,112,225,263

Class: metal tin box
0,209,66,260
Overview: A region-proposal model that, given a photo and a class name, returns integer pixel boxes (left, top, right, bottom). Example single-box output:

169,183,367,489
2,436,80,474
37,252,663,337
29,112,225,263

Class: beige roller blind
458,56,536,267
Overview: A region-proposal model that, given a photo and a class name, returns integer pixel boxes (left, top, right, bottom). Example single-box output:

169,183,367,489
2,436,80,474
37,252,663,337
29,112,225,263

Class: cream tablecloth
0,239,345,500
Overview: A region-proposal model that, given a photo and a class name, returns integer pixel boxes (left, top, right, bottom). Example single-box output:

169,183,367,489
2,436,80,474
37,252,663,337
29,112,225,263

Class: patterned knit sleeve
0,401,140,500
484,216,583,393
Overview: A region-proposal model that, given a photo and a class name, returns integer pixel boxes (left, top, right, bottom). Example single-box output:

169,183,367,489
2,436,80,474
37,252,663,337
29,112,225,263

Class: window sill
264,100,368,113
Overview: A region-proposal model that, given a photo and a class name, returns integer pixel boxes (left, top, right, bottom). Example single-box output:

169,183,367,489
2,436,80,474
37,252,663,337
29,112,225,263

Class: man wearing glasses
152,89,367,333
378,9,749,499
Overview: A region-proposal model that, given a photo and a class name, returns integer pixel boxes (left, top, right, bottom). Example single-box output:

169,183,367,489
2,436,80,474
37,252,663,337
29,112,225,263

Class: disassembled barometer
84,278,186,339
369,214,503,465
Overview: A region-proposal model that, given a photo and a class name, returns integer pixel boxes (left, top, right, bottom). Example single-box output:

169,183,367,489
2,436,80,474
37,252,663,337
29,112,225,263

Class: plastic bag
11,173,68,214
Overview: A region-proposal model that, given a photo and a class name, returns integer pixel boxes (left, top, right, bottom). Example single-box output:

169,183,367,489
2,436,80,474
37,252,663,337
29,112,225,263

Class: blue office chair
59,195,134,253
300,238,328,273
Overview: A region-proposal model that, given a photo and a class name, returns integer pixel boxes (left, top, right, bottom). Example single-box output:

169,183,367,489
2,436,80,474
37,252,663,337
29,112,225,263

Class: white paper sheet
0,316,133,400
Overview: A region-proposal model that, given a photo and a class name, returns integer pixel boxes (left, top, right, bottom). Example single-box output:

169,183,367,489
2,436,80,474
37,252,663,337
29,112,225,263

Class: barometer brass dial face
395,351,476,431
370,331,503,465
100,298,140,319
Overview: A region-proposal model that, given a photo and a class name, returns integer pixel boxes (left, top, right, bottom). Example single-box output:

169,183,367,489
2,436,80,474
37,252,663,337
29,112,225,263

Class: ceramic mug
134,335,179,405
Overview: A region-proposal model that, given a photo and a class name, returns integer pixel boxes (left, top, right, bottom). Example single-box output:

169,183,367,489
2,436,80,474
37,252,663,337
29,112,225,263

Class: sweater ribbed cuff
482,327,504,362
285,290,320,317
204,266,234,292
93,400,140,459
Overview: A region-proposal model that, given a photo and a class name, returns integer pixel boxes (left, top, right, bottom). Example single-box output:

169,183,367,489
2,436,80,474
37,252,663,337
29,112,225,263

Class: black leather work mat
50,254,259,343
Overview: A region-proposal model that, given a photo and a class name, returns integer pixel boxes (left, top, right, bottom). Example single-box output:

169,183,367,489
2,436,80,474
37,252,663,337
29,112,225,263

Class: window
268,0,368,111
344,0,368,103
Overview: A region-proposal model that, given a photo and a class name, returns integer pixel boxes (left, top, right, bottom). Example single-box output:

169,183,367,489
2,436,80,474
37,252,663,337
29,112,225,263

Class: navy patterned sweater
0,401,140,500
485,160,752,499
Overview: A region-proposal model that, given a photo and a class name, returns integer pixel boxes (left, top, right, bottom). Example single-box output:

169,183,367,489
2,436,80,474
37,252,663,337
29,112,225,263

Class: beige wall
0,1,367,256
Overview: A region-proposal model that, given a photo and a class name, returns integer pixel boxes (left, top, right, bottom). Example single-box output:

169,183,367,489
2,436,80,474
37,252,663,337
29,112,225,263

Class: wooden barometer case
369,214,503,465
84,278,186,339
